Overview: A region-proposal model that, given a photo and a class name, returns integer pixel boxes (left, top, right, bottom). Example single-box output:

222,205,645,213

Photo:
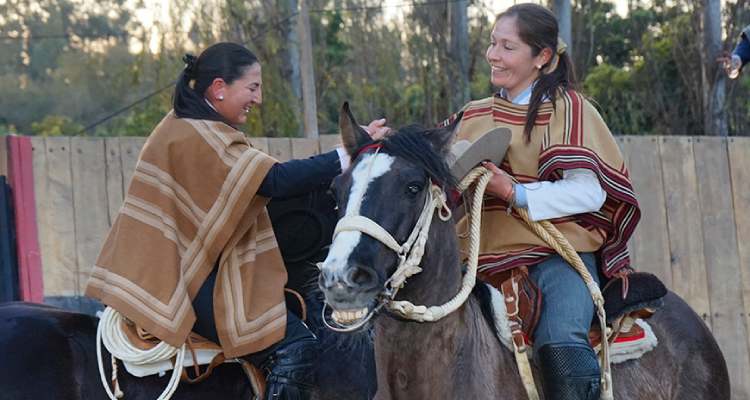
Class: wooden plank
7,136,44,302
728,136,750,372
616,136,639,268
104,138,123,226
248,137,269,154
291,138,320,159
119,137,145,193
70,137,109,294
694,136,750,399
35,137,78,297
659,137,711,326
624,136,671,285
0,136,7,176
319,134,342,153
267,137,292,162
30,137,49,297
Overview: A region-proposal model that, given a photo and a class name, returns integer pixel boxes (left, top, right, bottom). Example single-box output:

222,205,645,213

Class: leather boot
537,343,601,400
258,336,318,400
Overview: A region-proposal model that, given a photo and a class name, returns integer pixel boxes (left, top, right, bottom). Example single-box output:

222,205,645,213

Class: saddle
485,268,667,351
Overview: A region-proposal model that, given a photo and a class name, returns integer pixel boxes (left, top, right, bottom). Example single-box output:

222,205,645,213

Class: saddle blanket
487,284,658,363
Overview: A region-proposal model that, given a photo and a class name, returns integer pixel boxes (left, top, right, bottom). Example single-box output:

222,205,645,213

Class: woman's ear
207,77,227,101
536,47,554,70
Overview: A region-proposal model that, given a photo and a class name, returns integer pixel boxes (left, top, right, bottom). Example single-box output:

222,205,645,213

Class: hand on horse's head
362,118,391,141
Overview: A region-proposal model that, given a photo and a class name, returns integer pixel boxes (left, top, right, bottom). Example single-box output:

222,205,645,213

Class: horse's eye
406,183,422,196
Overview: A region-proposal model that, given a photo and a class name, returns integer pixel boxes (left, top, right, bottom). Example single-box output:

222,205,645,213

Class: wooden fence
17,135,750,398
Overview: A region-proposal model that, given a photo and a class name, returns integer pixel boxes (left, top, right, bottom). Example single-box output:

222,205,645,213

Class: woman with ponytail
86,42,387,400
448,4,642,399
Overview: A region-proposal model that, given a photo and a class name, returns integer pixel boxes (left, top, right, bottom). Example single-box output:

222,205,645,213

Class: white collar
204,98,218,111
498,81,550,105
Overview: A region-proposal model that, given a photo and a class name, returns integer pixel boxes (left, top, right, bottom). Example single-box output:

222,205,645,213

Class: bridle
322,144,452,332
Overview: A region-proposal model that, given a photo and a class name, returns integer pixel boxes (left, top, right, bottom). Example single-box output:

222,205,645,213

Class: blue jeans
529,252,600,356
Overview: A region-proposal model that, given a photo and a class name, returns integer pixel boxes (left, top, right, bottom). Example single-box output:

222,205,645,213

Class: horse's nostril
347,265,377,287
318,269,336,290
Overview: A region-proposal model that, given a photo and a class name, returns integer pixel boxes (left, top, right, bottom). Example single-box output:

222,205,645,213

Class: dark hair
382,125,456,189
173,42,259,122
496,4,577,142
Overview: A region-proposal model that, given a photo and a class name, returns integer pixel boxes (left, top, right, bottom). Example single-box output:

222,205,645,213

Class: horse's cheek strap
334,216,403,254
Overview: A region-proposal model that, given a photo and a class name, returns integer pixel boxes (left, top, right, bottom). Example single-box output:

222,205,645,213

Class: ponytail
525,49,577,143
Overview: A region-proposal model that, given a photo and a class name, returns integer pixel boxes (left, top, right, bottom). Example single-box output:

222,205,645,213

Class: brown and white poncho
86,111,287,357
449,90,640,282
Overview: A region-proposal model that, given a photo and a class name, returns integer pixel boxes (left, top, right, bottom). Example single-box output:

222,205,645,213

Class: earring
218,95,224,101
536,65,542,70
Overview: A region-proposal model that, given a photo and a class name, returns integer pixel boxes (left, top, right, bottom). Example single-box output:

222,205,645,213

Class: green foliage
584,63,644,135
573,0,748,135
0,124,18,135
1,0,748,137
30,115,83,136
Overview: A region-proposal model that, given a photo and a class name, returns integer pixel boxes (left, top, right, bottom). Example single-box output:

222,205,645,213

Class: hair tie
182,53,197,79
542,37,567,75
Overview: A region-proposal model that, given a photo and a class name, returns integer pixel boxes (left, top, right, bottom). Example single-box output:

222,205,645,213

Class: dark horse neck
374,216,521,398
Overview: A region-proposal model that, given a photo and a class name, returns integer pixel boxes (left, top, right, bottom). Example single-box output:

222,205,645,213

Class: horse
318,104,731,399
0,298,375,400
0,189,377,400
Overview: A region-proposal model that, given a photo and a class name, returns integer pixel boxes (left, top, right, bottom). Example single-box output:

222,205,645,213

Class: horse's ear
426,111,463,155
339,102,371,157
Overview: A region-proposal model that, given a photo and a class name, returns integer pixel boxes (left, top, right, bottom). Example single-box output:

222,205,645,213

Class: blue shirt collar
497,81,549,105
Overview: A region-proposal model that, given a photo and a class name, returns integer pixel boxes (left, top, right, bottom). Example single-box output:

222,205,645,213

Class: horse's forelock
381,128,456,189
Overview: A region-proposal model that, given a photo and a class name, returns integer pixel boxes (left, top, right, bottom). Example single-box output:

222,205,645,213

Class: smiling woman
173,42,262,126
83,42,390,400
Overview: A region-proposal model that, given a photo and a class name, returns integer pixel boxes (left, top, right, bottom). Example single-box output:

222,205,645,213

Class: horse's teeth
332,308,369,324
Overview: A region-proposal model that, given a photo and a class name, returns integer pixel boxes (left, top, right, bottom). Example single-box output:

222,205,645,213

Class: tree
552,0,572,56
701,0,728,135
298,0,319,138
448,0,470,112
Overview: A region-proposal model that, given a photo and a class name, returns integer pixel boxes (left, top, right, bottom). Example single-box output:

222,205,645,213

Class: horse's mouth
324,298,381,332
331,307,370,324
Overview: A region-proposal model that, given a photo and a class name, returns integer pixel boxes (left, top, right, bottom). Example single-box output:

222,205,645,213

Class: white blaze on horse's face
322,152,395,275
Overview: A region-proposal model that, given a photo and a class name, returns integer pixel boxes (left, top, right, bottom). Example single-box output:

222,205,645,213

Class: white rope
387,170,491,321
96,306,187,400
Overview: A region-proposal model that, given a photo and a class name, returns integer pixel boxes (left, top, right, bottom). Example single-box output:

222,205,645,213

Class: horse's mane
380,125,457,189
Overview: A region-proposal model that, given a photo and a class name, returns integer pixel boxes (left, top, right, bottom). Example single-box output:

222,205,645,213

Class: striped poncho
450,90,640,282
86,111,287,357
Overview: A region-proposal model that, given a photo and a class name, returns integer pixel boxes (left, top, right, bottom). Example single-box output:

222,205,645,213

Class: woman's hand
362,118,391,141
482,161,515,201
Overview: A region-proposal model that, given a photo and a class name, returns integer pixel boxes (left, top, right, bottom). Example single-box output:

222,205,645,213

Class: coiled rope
96,306,187,399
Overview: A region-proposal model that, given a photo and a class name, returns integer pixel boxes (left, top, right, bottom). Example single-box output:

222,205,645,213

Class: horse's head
319,103,461,330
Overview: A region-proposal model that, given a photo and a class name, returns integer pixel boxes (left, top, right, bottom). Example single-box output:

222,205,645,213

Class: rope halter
322,181,452,331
